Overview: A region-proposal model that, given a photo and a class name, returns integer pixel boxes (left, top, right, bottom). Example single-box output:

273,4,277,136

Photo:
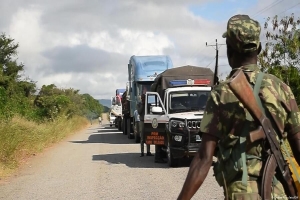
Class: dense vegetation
0,33,104,174
258,14,300,104
258,13,300,169
0,33,104,122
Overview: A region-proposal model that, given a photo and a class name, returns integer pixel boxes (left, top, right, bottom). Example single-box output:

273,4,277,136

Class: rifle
227,69,297,199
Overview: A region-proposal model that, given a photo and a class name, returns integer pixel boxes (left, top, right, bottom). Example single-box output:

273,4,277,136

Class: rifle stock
227,69,264,122
227,69,297,198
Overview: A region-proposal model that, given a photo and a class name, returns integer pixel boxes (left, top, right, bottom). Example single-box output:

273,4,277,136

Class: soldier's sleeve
199,90,223,139
284,85,300,136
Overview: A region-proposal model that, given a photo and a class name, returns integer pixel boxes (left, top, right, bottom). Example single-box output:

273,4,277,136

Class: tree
258,13,300,104
0,33,37,119
0,33,105,121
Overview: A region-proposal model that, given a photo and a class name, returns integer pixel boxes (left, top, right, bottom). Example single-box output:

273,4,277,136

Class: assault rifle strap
240,71,265,188
253,72,265,115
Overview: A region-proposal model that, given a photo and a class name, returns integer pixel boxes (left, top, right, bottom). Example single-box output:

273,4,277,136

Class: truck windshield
137,82,152,95
110,113,115,117
169,91,211,114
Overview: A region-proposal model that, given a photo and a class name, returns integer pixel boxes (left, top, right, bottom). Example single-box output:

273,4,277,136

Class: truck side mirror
151,106,164,114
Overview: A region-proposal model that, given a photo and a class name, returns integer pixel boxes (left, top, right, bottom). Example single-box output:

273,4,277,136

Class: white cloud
8,7,49,70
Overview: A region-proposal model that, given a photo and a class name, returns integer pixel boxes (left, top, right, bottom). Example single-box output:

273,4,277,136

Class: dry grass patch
0,115,89,177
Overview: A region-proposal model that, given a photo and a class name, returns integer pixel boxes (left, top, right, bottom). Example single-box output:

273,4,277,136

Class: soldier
137,94,153,157
177,14,300,200
98,116,102,125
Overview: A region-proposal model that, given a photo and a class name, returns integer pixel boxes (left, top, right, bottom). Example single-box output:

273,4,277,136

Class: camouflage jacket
200,64,300,179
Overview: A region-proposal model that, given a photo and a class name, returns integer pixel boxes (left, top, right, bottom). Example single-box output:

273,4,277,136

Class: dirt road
0,121,224,200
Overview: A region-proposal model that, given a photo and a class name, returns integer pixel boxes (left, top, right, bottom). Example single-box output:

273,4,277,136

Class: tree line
0,33,104,122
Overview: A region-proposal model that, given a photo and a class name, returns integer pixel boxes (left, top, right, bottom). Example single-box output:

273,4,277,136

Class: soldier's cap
222,14,261,53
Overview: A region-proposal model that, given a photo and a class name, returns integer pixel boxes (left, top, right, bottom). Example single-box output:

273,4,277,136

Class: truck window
146,94,162,114
110,113,115,117
137,82,152,96
169,91,210,114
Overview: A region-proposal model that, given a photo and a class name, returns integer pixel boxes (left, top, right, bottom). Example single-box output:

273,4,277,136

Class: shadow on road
92,153,192,168
70,133,134,144
70,126,134,144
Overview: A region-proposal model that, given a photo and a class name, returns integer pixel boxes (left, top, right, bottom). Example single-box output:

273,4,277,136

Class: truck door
144,92,168,146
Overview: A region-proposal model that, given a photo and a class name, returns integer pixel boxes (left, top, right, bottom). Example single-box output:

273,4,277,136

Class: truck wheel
118,120,122,131
167,139,179,167
127,118,133,139
134,122,140,143
122,117,127,135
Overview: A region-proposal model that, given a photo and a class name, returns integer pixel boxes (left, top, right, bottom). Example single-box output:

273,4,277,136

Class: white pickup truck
142,65,214,167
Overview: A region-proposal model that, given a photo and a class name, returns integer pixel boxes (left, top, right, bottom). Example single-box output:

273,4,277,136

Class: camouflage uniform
200,15,300,200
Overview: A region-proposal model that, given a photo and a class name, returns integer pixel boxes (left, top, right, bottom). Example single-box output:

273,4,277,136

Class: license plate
196,135,201,142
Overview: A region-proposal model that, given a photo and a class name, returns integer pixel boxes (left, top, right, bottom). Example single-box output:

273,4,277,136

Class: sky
1,0,300,100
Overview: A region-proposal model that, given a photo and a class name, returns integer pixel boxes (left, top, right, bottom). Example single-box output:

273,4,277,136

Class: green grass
0,115,89,177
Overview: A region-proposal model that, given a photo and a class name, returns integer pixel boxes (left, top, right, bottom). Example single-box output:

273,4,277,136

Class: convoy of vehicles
103,56,216,168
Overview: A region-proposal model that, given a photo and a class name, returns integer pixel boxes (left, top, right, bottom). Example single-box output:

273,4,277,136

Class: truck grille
187,120,201,129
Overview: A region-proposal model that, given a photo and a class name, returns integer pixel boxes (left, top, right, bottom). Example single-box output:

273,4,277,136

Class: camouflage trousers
225,180,288,200
139,121,150,153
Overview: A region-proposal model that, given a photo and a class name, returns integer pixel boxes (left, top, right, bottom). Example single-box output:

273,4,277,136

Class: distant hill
98,99,111,112
98,99,111,108
103,106,110,113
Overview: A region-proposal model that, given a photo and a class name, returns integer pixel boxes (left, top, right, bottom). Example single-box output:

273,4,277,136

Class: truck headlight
169,120,185,132
170,120,185,128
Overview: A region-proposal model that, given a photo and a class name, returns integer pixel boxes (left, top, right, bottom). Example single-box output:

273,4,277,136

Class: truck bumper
168,130,201,159
170,144,200,159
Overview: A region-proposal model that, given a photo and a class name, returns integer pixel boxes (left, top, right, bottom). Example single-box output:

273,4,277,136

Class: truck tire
134,122,140,143
118,120,122,131
122,117,127,135
167,139,179,167
127,118,133,139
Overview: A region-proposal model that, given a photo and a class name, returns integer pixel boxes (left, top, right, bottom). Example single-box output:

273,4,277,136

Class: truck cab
143,66,213,167
114,89,126,130
110,95,122,128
